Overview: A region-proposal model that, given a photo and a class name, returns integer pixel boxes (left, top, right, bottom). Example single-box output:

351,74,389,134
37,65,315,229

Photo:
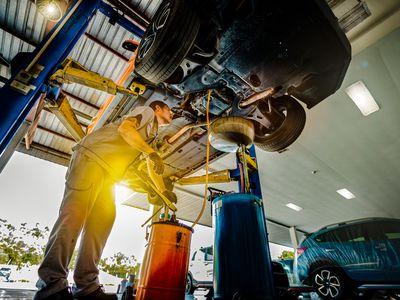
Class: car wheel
185,274,195,295
135,0,200,84
312,268,346,300
250,95,306,152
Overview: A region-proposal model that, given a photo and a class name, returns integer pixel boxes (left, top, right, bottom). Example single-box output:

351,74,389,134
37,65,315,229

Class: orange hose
87,40,139,133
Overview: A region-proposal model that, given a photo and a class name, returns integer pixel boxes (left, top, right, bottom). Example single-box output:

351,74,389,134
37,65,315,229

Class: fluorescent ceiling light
336,188,355,199
286,203,303,212
345,81,379,116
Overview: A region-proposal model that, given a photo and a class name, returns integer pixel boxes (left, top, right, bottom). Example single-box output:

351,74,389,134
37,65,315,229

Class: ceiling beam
0,23,38,47
84,32,129,62
18,141,71,163
36,125,75,142
62,90,100,110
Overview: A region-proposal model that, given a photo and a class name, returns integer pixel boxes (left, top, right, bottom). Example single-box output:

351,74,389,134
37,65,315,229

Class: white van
186,246,213,294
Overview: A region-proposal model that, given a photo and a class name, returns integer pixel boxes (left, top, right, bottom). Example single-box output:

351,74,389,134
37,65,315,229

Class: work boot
35,287,74,300
74,286,117,300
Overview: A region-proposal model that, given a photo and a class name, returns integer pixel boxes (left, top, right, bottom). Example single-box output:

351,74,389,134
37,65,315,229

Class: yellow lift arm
50,58,145,96
46,92,86,141
46,58,146,142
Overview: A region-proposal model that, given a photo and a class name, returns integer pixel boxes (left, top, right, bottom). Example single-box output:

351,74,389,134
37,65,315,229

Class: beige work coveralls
35,107,157,299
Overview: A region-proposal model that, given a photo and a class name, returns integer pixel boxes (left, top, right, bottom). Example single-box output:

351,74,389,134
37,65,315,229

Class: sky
0,152,291,263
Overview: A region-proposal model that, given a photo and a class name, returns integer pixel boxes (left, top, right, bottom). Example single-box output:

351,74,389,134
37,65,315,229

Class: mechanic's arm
118,118,154,155
118,118,166,192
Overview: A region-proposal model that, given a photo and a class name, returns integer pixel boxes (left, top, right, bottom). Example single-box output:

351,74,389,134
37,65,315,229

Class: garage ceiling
1,0,400,247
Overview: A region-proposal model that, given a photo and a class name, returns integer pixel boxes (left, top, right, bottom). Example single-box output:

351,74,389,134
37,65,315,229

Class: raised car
132,0,351,156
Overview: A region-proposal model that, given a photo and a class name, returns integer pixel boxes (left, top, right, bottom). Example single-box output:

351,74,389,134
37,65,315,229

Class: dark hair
149,100,169,111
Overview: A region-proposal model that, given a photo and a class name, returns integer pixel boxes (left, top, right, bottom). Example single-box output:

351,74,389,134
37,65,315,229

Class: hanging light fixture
36,0,63,22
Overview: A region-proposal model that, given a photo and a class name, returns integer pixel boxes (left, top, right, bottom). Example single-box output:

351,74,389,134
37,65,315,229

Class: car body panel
189,246,213,290
294,218,400,287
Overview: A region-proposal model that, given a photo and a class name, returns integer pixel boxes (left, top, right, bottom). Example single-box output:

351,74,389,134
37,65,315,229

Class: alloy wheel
138,2,171,59
314,269,342,299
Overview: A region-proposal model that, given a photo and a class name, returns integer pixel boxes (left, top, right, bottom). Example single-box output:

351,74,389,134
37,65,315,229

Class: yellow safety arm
50,58,144,96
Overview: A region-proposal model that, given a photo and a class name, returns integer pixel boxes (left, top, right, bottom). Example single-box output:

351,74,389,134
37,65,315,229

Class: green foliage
99,252,140,279
278,250,295,259
0,219,141,279
0,219,49,269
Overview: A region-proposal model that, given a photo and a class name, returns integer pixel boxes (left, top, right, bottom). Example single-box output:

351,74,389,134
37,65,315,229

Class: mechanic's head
149,101,173,125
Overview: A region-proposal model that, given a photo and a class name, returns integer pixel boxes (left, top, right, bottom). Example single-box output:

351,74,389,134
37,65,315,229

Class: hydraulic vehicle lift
0,1,144,170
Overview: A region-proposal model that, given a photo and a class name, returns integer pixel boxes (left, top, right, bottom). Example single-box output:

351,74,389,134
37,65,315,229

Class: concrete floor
0,288,393,300
0,289,209,300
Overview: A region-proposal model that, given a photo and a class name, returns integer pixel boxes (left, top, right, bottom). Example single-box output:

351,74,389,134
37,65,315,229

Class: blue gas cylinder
212,193,275,300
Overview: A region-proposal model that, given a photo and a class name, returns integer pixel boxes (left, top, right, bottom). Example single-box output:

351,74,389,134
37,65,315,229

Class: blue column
0,0,102,157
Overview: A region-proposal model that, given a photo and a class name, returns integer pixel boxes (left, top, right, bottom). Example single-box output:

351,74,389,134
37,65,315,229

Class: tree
0,219,141,279
99,252,140,279
278,250,294,259
0,219,49,268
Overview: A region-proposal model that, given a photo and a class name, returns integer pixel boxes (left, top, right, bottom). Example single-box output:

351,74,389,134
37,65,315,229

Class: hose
191,89,212,228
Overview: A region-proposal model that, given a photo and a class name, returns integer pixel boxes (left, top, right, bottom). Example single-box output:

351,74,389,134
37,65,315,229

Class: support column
289,226,299,248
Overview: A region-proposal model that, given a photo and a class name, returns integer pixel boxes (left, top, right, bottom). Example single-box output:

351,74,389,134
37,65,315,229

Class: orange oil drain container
135,221,193,300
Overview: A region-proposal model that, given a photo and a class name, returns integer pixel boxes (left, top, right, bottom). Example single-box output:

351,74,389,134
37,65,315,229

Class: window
386,232,400,240
200,246,213,261
314,225,365,243
363,221,400,240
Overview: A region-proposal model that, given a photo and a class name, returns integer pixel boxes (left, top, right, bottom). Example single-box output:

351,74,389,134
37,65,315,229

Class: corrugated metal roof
0,0,47,46
124,0,161,20
0,0,43,62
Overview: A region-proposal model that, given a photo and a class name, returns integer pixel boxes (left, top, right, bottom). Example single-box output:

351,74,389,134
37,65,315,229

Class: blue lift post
0,1,145,167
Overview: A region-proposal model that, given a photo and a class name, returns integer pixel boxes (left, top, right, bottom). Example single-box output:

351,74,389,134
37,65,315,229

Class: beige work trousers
34,152,116,299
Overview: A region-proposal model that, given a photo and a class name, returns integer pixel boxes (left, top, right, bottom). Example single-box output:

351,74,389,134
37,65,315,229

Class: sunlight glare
114,184,137,205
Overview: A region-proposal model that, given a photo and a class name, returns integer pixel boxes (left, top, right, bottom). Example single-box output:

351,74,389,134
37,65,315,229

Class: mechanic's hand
148,152,164,175
162,190,177,204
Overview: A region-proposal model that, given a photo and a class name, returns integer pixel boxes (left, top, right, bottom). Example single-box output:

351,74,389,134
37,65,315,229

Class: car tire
252,95,306,152
185,274,195,295
135,0,200,84
312,267,347,300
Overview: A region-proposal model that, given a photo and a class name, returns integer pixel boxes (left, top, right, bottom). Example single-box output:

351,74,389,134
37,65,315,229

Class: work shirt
73,106,157,181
